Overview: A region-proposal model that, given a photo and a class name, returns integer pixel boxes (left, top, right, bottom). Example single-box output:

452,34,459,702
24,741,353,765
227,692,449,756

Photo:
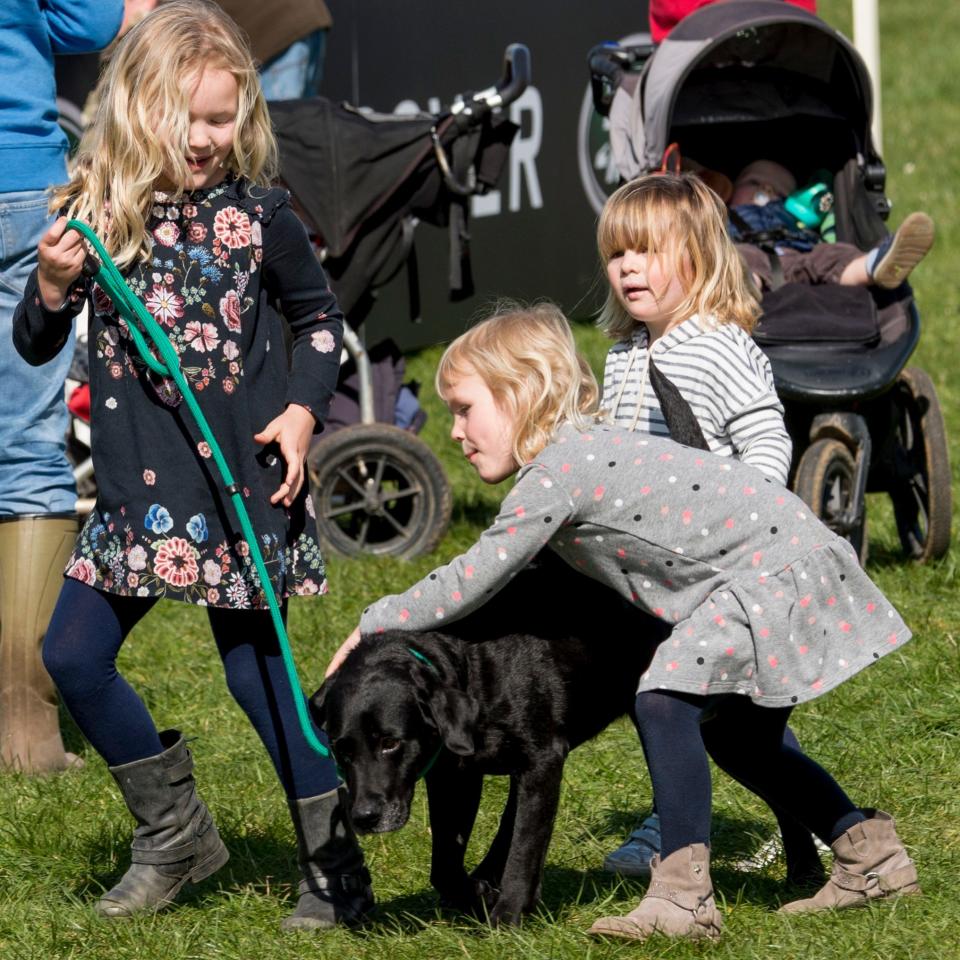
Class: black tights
633,689,864,862
43,578,338,798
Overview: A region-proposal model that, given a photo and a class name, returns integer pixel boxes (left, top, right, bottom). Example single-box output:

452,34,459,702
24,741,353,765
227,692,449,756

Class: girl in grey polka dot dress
329,304,920,943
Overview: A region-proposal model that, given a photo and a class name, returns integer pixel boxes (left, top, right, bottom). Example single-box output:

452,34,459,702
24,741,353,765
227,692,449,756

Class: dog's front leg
487,754,565,926
426,755,485,911
472,776,517,891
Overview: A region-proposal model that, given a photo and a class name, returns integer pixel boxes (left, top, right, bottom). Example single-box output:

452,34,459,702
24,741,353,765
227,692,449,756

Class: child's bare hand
254,403,316,507
326,625,361,677
38,217,86,310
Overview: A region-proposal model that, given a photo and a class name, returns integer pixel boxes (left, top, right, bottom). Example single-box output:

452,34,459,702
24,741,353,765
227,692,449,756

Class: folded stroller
268,44,530,559
589,0,950,562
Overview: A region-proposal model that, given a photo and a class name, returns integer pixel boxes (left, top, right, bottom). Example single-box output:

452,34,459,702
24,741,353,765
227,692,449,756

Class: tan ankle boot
0,514,80,773
589,843,723,941
779,810,920,913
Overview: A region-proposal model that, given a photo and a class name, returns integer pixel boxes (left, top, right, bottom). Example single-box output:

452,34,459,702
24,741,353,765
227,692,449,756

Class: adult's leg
0,191,78,772
43,577,163,764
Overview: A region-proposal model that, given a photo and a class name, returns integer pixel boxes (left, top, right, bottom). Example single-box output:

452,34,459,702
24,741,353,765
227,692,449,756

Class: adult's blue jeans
0,190,76,515
259,29,327,101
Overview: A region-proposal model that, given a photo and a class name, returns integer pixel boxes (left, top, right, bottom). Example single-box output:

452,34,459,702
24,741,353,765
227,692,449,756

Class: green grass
3,1,959,956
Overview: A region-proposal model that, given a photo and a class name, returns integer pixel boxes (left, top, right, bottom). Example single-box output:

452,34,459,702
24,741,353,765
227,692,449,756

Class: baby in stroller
725,159,935,294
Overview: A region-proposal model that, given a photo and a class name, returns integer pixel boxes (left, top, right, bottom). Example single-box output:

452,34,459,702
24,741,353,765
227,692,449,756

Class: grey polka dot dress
360,423,911,707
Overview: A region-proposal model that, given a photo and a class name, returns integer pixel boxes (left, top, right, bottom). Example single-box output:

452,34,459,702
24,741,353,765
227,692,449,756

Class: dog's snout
351,801,383,833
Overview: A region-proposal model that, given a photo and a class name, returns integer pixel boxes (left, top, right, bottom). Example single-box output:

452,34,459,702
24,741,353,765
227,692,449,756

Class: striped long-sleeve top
601,315,792,483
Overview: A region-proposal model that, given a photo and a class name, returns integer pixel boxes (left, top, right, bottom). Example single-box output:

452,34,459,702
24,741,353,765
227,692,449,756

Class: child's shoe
734,830,830,886
779,810,920,913
868,212,935,289
590,843,723,941
602,812,660,878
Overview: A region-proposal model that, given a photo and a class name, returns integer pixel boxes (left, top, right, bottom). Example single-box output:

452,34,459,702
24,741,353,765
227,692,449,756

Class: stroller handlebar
452,43,531,117
588,40,655,117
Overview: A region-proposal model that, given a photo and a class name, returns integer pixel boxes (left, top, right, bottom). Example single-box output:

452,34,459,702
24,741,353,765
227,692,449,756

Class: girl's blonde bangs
596,174,761,339
436,303,599,465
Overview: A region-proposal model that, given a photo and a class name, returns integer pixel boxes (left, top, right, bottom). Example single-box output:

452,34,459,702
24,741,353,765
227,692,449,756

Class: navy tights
43,578,338,799
633,689,864,861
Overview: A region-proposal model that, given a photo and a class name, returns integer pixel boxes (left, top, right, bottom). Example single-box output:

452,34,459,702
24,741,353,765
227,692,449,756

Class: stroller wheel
889,367,952,563
793,438,868,565
307,423,452,559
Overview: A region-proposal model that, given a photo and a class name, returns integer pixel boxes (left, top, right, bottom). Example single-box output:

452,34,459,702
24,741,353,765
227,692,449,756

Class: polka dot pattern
360,423,910,707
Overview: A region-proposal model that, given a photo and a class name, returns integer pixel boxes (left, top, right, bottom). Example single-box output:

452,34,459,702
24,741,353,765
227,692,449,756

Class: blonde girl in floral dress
13,0,371,931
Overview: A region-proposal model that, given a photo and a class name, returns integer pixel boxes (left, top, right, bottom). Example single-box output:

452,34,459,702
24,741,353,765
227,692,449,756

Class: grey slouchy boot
280,786,374,931
779,810,920,914
589,843,723,941
96,730,229,917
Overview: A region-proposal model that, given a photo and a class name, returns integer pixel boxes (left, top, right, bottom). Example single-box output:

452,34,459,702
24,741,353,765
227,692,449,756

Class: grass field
2,1,958,957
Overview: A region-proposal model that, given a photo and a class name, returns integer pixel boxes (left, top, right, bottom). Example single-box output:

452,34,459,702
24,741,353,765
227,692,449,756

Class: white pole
852,0,882,150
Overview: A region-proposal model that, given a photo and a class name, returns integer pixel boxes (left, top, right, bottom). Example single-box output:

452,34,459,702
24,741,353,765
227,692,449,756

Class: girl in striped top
599,173,792,484
595,173,821,887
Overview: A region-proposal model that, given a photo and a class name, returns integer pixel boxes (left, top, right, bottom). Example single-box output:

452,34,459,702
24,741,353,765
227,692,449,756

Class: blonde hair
51,0,277,269
596,173,761,341
436,302,599,465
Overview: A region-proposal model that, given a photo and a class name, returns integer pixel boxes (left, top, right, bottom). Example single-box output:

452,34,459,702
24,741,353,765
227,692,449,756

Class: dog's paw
487,898,525,927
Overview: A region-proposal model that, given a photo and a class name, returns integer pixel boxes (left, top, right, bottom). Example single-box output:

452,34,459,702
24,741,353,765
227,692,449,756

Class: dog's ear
308,680,328,729
428,686,479,757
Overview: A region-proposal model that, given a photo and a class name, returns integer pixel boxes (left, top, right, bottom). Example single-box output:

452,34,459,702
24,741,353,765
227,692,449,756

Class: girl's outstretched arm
357,464,576,637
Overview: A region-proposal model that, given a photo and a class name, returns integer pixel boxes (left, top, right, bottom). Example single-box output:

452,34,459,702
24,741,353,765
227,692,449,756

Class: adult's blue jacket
0,0,122,192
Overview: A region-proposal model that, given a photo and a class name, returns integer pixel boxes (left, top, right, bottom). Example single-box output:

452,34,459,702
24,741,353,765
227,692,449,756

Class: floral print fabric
18,178,342,609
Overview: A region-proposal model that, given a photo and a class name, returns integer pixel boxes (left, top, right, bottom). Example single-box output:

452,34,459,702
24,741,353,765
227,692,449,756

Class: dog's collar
407,646,437,670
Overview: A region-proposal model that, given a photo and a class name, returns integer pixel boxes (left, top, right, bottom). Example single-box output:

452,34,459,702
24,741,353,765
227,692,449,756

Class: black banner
324,0,650,350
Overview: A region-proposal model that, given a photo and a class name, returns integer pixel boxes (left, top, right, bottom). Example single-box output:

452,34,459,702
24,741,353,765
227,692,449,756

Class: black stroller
253,45,528,559
588,0,950,563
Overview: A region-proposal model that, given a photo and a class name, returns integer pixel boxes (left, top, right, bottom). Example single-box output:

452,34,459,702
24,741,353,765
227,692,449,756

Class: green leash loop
66,219,331,760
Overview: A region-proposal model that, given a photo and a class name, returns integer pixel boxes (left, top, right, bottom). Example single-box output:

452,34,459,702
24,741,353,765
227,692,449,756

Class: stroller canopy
628,0,879,180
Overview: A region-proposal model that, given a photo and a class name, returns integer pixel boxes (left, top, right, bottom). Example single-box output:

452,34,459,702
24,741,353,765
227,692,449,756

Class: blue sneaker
602,813,661,878
868,212,934,289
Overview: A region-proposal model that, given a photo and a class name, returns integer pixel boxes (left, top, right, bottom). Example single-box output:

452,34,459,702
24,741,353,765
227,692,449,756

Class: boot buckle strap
131,839,196,865
165,757,193,782
299,872,371,896
645,879,709,912
878,864,917,892
832,865,889,893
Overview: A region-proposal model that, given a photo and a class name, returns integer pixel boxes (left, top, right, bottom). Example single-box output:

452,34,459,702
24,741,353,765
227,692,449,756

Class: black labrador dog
310,558,668,925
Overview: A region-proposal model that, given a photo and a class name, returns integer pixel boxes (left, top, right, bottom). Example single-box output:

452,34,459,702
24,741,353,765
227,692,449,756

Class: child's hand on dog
326,625,361,677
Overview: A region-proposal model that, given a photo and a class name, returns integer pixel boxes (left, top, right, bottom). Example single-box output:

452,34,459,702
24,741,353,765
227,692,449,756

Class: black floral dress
14,178,342,609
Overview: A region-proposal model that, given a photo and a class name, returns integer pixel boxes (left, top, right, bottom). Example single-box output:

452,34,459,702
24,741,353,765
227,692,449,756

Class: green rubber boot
0,514,79,773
